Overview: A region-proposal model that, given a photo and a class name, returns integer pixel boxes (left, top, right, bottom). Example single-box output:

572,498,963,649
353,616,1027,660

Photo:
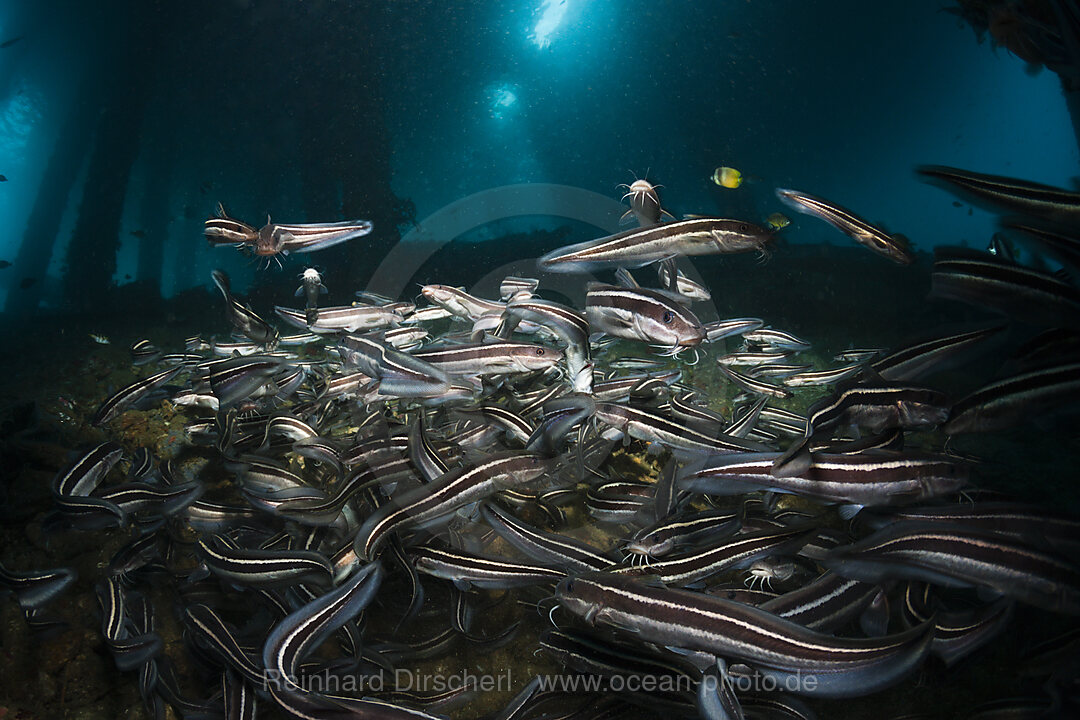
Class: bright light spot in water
0,81,43,155
531,0,570,49
487,82,519,120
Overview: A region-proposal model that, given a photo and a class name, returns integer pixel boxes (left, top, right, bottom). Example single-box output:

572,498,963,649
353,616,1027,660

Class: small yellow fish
711,166,742,189
89,333,110,345
766,212,790,230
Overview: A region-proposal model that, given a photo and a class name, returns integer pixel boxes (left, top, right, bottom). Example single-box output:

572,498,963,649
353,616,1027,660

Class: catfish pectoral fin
771,437,812,478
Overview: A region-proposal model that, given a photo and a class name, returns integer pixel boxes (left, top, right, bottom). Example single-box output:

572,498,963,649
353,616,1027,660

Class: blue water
0,0,1075,302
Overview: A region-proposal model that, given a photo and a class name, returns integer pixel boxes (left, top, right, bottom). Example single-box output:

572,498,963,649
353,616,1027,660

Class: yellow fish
766,212,790,230
711,166,742,189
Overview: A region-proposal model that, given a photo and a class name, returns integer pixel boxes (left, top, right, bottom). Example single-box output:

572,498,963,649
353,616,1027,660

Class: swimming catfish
295,268,328,325
205,203,373,265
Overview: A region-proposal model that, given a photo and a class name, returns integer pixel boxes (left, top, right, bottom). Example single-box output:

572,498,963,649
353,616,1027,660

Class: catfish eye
535,347,545,356
563,578,575,593
662,311,675,324
739,223,750,233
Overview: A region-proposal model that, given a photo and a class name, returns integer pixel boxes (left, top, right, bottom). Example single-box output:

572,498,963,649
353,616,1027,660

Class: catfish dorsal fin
660,257,678,293
614,267,639,289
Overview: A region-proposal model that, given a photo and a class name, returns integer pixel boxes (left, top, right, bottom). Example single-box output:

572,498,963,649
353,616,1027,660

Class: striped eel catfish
917,165,1080,230
51,441,128,527
624,509,741,559
538,217,773,273
130,338,163,365
221,670,255,720
96,479,203,518
203,205,277,247
452,404,534,445
409,544,567,589
92,366,186,426
679,451,968,508
556,571,935,697
339,334,451,397
420,283,506,321
776,188,914,265
772,383,950,477
861,501,1080,556
53,441,125,497
499,275,540,299
412,340,563,376
207,338,261,356
183,604,265,685
704,317,764,342
743,327,812,352
944,360,1080,434
728,396,770,438
930,247,1080,328
782,362,864,388
481,502,617,572
503,294,588,353
274,465,390,527
868,325,1005,382
835,348,885,362
590,369,682,403
822,522,1080,615
585,480,654,523
899,581,1014,667
717,350,792,367
759,571,883,633
607,354,670,371
592,401,772,457
210,269,279,345
407,414,453,483
205,205,373,257
196,534,333,588
585,283,706,352
0,562,77,611
719,363,792,398
95,575,163,672
274,303,403,333
610,525,814,586
669,391,729,428
502,294,591,391
1007,327,1080,373
207,355,287,410
656,262,711,301
402,305,453,323
296,266,327,325
804,384,951,436
380,325,428,350
1004,218,1080,269
619,177,675,227
351,451,552,563
260,563,441,720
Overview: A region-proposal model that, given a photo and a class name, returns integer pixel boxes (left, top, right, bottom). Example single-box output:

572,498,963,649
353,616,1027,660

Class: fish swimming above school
2,3,1080,720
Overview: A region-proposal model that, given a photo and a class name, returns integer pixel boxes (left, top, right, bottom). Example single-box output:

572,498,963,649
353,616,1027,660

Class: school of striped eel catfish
4,166,1080,720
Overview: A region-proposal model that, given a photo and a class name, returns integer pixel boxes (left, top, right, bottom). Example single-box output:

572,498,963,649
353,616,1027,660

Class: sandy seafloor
1,241,1078,720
